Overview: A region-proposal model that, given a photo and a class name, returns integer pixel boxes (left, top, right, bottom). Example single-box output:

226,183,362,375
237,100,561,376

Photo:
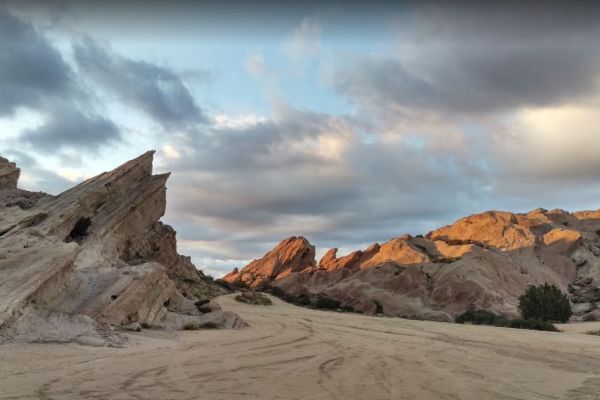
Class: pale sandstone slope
224,210,600,321
0,152,244,345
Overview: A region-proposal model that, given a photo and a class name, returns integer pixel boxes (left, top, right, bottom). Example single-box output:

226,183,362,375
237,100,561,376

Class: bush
455,309,558,331
183,321,219,330
234,290,273,306
315,295,340,310
200,321,219,329
455,310,509,327
587,330,600,336
266,286,312,307
509,319,557,332
374,300,384,315
518,283,572,322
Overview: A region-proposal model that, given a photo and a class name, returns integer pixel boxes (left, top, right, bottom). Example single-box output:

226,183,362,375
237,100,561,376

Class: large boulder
0,152,243,344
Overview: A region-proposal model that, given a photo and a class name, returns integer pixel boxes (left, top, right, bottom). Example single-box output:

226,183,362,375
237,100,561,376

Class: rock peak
0,156,20,189
224,207,600,322
223,235,316,288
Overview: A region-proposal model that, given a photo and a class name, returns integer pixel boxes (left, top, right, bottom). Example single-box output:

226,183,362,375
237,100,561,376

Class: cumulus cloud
489,104,600,186
5,2,600,278
0,10,76,116
329,3,600,116
20,105,120,151
159,102,489,276
0,10,122,154
73,37,206,130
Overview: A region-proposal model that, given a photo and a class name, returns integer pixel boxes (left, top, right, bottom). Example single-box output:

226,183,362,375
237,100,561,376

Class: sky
2,0,600,276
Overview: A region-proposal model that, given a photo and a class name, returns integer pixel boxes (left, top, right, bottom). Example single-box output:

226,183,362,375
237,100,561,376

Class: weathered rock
235,290,272,306
223,236,316,287
226,208,600,321
0,152,243,344
0,157,19,189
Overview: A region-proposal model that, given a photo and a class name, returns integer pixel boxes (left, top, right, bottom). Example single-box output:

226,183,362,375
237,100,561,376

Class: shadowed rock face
224,209,600,322
0,152,244,345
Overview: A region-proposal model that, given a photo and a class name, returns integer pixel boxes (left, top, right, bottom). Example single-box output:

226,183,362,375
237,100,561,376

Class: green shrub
518,283,572,322
315,295,340,310
234,291,273,306
267,286,311,306
200,321,219,329
374,300,384,314
455,310,509,327
183,321,219,330
509,319,557,332
455,310,557,331
587,330,600,336
183,322,199,330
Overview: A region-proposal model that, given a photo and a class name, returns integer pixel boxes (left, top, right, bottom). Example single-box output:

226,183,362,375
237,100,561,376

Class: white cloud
283,17,322,62
493,104,600,181
161,144,181,160
213,112,268,129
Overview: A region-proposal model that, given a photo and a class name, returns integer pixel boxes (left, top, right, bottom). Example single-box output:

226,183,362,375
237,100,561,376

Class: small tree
518,283,572,322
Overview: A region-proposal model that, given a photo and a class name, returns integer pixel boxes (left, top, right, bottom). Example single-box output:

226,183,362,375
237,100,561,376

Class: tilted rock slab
0,152,244,345
224,209,600,321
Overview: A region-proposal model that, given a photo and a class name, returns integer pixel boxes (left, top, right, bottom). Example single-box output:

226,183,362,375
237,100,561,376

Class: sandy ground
2,295,600,400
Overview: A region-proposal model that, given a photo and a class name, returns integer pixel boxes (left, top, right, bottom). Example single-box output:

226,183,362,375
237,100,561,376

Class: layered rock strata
0,152,244,345
224,210,600,321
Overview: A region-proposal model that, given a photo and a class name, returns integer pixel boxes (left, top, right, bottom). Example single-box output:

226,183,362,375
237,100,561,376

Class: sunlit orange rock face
225,208,600,322
223,236,316,287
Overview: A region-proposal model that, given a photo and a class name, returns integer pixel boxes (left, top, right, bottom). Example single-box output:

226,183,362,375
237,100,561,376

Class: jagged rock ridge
0,152,244,345
224,209,600,322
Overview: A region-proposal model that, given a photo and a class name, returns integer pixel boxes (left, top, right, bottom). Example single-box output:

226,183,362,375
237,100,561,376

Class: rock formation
0,152,245,346
224,210,600,322
0,156,20,189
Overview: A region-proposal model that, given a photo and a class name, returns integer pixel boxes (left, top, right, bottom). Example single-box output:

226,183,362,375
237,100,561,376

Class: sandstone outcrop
0,156,19,189
223,236,316,287
224,209,600,321
0,152,244,345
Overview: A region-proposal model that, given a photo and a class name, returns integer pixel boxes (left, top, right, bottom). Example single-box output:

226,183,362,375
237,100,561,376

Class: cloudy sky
2,1,600,276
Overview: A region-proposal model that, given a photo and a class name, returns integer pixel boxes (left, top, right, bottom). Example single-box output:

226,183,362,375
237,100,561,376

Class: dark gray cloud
0,9,75,116
0,10,122,152
175,108,348,173
161,105,490,271
20,105,120,151
5,1,600,278
330,3,600,115
74,37,206,130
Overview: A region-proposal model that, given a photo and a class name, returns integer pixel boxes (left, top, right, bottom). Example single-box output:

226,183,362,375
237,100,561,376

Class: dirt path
2,295,600,400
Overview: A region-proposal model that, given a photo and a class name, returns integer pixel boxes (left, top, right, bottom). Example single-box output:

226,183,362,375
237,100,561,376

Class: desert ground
2,295,600,400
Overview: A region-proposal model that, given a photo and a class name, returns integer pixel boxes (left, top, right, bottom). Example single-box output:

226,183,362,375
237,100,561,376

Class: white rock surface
0,151,243,345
